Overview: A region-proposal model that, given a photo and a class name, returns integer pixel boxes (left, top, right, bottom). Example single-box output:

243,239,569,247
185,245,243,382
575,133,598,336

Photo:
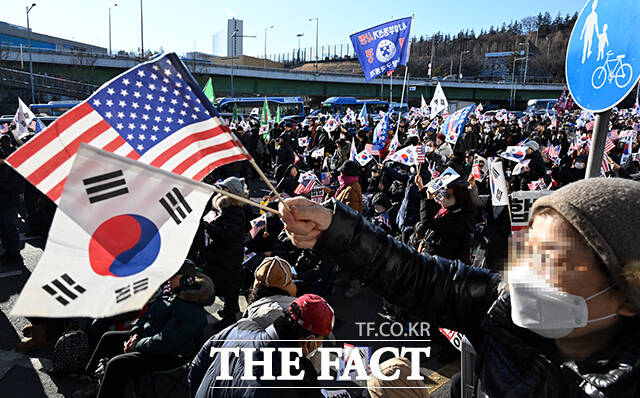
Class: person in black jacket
0,134,24,266
518,140,546,191
271,164,300,199
414,179,474,262
279,178,640,398
551,154,587,188
202,177,249,329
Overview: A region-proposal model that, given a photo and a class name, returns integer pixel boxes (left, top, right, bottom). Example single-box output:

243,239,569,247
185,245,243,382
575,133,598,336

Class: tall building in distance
227,18,243,57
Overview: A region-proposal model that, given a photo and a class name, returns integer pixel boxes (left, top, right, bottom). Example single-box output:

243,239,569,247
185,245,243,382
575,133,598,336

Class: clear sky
3,0,587,57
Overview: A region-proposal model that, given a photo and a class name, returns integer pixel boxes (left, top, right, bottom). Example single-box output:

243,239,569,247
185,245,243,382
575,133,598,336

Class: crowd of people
1,101,640,397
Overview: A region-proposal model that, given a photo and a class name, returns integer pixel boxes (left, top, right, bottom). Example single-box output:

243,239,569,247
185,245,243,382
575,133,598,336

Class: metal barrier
0,66,98,98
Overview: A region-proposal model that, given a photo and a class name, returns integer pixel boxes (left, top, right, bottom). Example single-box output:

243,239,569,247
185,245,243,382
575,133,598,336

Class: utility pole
26,3,36,104
108,3,117,56
264,25,274,69
309,17,319,75
297,33,304,63
520,41,530,83
429,36,435,79
459,50,470,79
139,0,144,57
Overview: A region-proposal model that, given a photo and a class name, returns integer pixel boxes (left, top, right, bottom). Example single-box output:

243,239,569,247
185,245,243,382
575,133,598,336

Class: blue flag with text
350,17,412,82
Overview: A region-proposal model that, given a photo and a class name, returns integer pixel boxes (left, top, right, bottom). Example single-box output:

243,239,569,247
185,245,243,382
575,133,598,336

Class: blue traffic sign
566,0,640,113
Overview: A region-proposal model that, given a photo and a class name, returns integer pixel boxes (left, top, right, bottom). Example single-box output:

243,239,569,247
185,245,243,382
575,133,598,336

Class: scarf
335,175,358,197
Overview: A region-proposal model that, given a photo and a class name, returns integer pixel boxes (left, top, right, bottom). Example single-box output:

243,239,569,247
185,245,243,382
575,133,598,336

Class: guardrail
0,66,99,96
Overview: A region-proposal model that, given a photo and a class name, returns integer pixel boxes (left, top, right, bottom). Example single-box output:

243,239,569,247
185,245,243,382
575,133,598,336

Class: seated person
189,294,334,398
73,264,214,398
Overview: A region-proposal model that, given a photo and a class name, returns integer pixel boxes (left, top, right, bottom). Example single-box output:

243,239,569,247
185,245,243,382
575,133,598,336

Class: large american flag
6,53,250,203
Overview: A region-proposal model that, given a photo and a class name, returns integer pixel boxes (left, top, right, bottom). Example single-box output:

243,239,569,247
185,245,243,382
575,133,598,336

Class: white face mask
509,265,617,338
425,146,434,153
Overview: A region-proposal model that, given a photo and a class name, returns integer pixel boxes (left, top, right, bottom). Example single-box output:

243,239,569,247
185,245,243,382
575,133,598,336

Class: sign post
565,0,640,178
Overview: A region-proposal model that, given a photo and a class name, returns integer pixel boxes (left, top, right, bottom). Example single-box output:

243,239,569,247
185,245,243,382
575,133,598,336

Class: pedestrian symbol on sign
566,0,640,112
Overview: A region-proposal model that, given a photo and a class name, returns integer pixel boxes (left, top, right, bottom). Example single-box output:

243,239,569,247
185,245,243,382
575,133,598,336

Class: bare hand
414,174,425,190
279,197,333,249
124,334,138,353
467,174,476,186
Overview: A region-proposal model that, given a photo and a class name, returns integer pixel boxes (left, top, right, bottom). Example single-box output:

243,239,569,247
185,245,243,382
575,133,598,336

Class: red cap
436,133,446,142
289,294,334,336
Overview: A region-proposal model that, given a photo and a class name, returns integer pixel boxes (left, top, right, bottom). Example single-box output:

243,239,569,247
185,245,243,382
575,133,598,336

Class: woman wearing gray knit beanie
279,177,640,397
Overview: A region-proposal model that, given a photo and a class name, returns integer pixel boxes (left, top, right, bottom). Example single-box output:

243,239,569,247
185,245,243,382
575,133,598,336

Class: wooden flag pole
248,158,291,211
211,185,280,216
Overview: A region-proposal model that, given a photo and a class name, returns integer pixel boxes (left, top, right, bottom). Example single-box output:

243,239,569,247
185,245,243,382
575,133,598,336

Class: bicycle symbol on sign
591,50,634,89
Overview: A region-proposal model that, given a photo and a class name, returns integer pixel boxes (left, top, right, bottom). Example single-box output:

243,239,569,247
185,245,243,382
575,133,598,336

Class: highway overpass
1,47,565,107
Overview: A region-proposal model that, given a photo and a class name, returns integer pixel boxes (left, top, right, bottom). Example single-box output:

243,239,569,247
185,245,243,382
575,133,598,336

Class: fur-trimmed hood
212,193,247,211
178,272,215,304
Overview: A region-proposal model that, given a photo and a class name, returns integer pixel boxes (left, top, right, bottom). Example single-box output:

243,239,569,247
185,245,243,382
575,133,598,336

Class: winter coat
335,181,362,213
242,295,294,329
189,320,322,398
202,195,247,297
0,146,23,210
314,199,640,398
551,165,585,188
274,165,300,198
130,273,214,357
435,142,453,163
519,150,546,189
418,196,474,261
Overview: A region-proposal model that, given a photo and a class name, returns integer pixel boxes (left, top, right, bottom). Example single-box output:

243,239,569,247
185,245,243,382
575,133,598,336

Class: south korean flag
12,144,213,318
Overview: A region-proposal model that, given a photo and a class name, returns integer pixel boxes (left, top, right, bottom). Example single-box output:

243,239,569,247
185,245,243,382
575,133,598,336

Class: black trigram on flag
114,277,149,303
83,170,129,204
159,187,192,225
42,274,86,306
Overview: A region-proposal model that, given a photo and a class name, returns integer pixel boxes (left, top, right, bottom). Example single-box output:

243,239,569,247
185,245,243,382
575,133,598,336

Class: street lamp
230,29,256,96
139,0,144,57
264,25,274,69
458,50,470,79
510,57,527,109
308,17,319,75
108,3,117,56
519,42,530,83
26,3,36,104
296,33,304,63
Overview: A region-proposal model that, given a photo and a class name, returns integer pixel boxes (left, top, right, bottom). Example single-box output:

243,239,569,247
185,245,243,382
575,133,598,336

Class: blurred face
507,213,635,340
290,167,299,178
425,142,435,152
436,138,443,146
440,188,456,208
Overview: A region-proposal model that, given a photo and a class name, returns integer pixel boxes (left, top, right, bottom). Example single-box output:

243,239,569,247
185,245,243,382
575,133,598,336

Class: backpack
52,330,91,376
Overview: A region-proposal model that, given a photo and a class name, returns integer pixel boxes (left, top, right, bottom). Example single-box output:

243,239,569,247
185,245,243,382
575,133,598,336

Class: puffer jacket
313,199,640,398
203,195,247,297
130,272,214,357
188,320,321,398
242,295,294,329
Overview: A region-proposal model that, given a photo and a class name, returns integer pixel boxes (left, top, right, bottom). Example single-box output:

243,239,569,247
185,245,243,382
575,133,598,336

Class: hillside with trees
407,12,579,83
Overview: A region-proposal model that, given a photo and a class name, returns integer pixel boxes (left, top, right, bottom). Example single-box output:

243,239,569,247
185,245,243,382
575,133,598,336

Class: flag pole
248,158,291,211
211,184,280,215
394,15,414,139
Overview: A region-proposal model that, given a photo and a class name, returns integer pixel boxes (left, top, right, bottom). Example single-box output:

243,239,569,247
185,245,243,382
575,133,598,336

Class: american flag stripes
375,210,392,230
6,53,250,204
364,143,379,156
294,179,316,195
249,214,267,239
415,144,426,164
601,156,611,175
604,138,616,153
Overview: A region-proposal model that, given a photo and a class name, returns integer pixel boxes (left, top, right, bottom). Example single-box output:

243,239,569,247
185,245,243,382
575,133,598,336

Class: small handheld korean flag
12,144,213,318
489,158,509,207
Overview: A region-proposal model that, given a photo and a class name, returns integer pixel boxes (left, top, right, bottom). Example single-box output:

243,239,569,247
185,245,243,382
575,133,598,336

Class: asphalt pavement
0,176,458,397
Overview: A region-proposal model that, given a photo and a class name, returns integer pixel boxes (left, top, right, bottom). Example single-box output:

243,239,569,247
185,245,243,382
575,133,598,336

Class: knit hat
526,140,540,152
436,133,446,142
253,256,297,297
216,177,248,198
531,178,640,311
289,294,334,336
367,357,428,398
